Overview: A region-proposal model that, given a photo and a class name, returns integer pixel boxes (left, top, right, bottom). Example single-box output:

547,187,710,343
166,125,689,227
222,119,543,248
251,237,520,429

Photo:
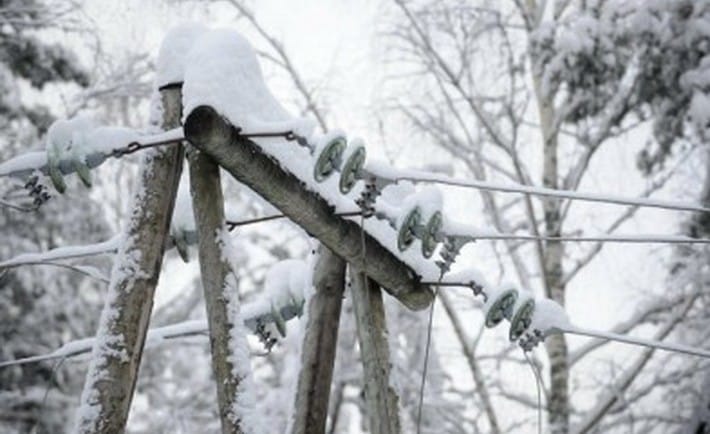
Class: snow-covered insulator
508,292,535,342
394,186,444,256
518,297,570,350
313,134,347,182
484,287,518,328
422,211,443,258
396,206,421,252
339,138,367,194
270,302,288,337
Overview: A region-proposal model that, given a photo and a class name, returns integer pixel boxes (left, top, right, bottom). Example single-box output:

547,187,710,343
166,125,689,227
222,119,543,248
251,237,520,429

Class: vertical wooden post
290,246,346,434
73,86,183,433
350,270,401,434
188,143,252,433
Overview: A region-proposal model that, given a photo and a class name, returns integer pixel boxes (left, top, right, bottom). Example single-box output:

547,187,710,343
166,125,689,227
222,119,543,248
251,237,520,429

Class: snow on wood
183,104,433,310
72,87,184,434
188,136,259,433
156,23,208,88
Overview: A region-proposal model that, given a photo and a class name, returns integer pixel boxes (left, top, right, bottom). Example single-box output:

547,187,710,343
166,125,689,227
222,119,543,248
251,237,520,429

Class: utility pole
74,86,184,433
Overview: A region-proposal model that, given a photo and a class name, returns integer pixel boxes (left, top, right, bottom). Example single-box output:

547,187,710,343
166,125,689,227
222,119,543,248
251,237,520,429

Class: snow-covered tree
0,2,111,432
381,0,710,432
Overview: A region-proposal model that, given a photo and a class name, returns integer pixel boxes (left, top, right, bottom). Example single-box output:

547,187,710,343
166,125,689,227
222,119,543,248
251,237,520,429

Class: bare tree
382,0,710,432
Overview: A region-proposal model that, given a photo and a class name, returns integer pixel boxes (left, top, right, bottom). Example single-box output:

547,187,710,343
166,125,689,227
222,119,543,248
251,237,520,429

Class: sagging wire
225,211,362,231
384,171,710,214
416,273,441,434
36,356,66,431
523,351,543,434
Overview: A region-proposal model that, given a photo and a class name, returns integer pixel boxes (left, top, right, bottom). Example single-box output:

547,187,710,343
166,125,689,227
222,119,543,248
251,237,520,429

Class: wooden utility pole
350,271,401,434
188,139,251,433
290,246,346,434
74,86,184,433
183,105,433,311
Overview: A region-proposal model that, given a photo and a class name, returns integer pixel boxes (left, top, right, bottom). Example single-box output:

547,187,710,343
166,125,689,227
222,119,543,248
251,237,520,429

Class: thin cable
560,326,710,359
377,170,710,213
36,356,66,433
524,351,543,434
416,272,442,434
226,211,362,231
471,233,710,244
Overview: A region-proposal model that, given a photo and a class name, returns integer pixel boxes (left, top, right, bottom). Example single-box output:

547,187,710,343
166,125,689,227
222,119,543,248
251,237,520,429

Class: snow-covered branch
0,295,306,369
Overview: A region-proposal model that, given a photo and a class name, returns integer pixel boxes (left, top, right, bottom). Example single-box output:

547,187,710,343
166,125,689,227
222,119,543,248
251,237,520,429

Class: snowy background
1,0,709,433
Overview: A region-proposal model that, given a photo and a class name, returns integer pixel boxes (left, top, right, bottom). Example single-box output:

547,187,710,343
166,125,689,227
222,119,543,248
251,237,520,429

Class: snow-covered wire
364,164,710,213
470,233,710,244
559,326,710,359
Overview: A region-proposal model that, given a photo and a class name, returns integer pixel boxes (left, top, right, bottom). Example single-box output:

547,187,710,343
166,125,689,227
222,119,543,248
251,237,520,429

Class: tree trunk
73,87,184,433
188,144,253,433
531,48,569,434
291,246,346,434
349,270,401,434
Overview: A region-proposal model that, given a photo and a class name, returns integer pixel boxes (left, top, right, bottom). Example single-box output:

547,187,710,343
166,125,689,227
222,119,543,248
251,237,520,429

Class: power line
559,326,710,359
469,233,710,244
363,164,710,213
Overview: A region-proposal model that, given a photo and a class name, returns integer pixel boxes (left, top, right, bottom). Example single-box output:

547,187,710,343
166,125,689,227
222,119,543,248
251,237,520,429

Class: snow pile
169,175,197,261
260,259,310,313
182,28,314,136
46,116,140,163
216,228,263,434
156,23,208,88
180,26,446,280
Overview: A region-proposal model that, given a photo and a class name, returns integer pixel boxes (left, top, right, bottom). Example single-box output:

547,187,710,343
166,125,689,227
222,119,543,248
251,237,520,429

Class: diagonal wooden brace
183,105,433,311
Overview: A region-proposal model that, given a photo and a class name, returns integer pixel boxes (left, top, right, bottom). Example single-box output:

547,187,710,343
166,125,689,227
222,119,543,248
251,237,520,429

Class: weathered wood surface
290,246,346,434
74,87,184,433
183,105,433,311
188,144,250,433
350,271,401,434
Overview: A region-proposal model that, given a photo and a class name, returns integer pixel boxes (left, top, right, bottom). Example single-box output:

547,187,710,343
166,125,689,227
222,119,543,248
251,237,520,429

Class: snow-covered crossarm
183,106,434,311
0,127,183,180
0,294,305,369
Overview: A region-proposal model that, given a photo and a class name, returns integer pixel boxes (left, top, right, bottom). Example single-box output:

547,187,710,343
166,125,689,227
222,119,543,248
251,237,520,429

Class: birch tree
383,0,710,432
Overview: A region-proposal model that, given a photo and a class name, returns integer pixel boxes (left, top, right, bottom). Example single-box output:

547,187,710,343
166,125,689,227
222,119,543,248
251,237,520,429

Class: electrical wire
469,233,710,244
416,271,442,434
369,169,710,213
523,351,543,434
225,211,362,231
559,326,710,359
